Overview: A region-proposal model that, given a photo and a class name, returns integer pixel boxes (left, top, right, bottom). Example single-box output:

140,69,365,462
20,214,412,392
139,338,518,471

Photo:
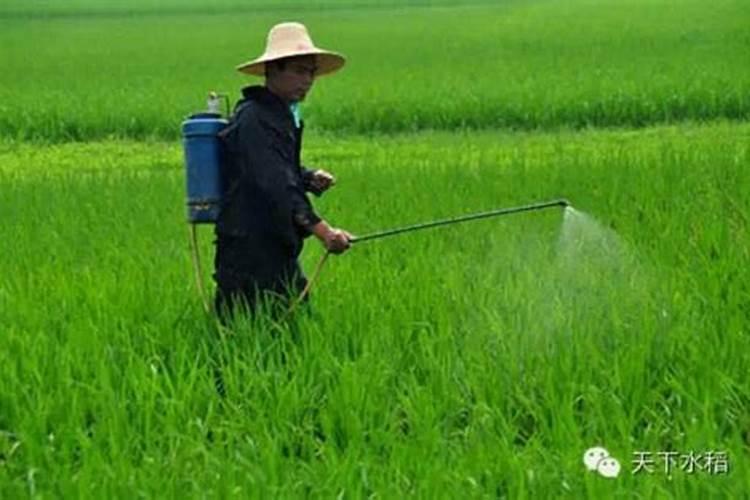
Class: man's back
216,85,316,258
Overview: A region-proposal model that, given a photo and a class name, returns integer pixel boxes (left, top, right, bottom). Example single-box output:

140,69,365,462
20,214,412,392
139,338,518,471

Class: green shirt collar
289,102,302,128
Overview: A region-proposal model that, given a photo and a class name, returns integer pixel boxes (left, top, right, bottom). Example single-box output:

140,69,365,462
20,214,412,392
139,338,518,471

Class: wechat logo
583,446,621,478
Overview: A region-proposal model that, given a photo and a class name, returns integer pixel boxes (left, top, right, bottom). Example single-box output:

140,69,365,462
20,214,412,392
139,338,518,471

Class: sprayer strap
217,101,255,207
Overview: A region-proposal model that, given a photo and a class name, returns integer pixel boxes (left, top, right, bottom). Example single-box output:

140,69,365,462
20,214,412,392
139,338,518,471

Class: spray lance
284,198,570,315
182,92,570,315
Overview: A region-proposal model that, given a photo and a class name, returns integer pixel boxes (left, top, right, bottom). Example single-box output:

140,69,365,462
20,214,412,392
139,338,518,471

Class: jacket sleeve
301,166,325,197
237,112,321,236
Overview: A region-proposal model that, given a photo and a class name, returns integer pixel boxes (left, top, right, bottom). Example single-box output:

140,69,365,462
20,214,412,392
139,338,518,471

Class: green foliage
2,0,749,496
1,123,749,497
1,0,749,140
0,0,497,18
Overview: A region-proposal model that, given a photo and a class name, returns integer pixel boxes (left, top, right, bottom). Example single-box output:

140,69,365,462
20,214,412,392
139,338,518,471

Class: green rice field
1,0,749,498
2,0,749,140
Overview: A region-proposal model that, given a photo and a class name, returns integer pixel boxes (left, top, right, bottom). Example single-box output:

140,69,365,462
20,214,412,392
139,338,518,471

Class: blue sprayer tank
182,94,228,223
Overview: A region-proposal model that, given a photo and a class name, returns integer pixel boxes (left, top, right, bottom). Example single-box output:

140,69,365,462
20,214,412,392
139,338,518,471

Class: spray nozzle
207,92,221,114
207,91,230,116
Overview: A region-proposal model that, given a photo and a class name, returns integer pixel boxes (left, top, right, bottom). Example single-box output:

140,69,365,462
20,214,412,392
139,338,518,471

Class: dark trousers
211,234,309,397
213,234,308,322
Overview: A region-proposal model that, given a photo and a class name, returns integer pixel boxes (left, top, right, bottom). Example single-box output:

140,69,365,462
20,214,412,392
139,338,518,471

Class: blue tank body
182,112,228,223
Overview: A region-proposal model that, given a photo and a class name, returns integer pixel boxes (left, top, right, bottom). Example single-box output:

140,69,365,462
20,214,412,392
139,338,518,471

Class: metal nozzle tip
558,198,571,207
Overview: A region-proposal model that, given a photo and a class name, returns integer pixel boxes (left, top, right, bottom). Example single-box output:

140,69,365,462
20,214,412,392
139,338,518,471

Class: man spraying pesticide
183,22,570,321
183,22,352,321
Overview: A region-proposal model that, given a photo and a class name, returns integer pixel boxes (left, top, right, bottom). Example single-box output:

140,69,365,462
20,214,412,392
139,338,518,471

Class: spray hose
189,224,212,314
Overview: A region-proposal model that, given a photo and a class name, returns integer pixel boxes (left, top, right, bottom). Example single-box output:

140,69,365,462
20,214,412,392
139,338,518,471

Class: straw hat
236,22,346,77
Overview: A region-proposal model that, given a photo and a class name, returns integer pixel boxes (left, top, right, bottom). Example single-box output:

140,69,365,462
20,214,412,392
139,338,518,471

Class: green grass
1,0,749,140
2,0,749,496
1,122,748,497
0,0,497,18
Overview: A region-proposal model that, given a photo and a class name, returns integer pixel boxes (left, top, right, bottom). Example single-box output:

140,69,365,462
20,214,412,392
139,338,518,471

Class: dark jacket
216,85,322,258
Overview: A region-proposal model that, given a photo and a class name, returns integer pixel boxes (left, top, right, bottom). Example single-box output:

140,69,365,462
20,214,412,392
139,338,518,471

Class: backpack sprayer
182,92,230,312
182,92,570,316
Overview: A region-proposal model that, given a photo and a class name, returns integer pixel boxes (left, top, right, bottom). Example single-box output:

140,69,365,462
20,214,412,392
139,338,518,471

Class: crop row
1,0,748,141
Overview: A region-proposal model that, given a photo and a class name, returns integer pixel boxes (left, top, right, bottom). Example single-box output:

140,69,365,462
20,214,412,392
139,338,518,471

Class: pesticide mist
539,206,654,343
471,205,658,357
558,207,631,267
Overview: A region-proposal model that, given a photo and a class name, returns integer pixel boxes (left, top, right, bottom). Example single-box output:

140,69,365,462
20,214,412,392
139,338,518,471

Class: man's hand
312,221,352,254
309,169,335,193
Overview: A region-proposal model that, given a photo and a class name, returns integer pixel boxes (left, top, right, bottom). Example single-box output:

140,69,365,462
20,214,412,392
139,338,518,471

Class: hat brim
236,49,345,77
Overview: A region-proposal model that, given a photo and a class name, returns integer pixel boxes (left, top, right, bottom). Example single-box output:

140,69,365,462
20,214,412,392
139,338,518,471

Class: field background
1,0,749,498
1,0,749,139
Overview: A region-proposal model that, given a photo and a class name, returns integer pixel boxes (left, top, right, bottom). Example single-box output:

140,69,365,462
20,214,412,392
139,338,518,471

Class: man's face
266,55,317,103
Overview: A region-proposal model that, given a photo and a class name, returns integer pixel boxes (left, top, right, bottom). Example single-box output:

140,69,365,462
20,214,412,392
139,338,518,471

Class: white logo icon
596,456,621,478
583,446,621,478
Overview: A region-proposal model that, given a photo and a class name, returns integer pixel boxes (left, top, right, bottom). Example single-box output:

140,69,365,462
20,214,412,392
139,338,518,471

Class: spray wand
350,198,569,243
284,198,570,316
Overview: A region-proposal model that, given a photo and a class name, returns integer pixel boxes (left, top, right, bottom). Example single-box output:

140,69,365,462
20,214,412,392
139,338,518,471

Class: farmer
214,22,352,319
